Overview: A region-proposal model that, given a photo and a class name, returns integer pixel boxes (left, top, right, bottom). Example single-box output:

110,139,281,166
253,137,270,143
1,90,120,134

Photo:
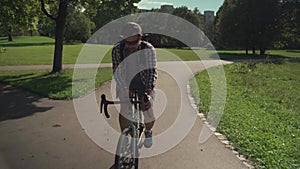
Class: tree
0,0,39,41
277,0,300,49
91,0,140,30
145,6,203,48
246,0,280,55
172,7,204,47
40,0,68,73
193,7,205,31
172,6,202,28
215,0,240,49
215,0,280,55
65,8,95,43
38,14,56,37
40,0,141,73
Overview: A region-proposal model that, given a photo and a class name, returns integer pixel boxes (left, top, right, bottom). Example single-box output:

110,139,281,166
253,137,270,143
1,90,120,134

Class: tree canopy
0,0,40,41
215,0,280,55
276,0,300,49
1,0,299,71
38,0,141,72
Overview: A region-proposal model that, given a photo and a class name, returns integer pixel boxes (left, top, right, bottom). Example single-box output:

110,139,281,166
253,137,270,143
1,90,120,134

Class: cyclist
112,22,158,148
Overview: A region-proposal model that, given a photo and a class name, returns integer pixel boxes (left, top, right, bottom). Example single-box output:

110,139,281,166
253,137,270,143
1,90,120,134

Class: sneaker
144,130,153,148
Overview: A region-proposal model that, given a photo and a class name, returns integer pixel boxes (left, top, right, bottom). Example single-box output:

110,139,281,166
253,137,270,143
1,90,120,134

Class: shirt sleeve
112,44,127,89
145,44,158,91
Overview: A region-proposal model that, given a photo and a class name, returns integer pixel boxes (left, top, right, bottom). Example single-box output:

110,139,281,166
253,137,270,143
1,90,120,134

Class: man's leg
119,114,128,132
119,103,129,132
143,107,155,148
145,121,155,131
144,107,155,130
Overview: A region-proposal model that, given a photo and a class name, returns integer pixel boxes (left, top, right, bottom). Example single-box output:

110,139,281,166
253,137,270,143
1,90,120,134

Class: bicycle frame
100,90,148,168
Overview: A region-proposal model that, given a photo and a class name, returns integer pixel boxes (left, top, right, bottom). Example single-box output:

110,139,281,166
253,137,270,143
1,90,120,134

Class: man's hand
141,93,152,111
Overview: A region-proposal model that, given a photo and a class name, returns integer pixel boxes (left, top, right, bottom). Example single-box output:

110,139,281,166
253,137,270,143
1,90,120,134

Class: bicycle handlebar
100,94,112,118
100,93,149,118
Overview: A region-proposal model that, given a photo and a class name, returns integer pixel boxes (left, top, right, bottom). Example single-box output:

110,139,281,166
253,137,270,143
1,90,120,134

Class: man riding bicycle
112,22,158,148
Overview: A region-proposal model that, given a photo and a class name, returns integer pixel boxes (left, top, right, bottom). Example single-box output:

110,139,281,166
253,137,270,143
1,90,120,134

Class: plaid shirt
112,41,158,96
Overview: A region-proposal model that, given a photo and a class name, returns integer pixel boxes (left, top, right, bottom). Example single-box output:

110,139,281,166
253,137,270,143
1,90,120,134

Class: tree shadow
0,37,7,40
211,52,290,61
0,83,53,122
0,41,81,47
0,42,55,47
286,50,300,53
1,71,73,100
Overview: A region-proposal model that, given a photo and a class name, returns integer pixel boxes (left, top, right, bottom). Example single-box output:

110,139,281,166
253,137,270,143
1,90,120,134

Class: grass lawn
0,36,207,64
217,49,300,60
191,61,300,169
1,36,299,66
0,36,113,65
0,68,112,99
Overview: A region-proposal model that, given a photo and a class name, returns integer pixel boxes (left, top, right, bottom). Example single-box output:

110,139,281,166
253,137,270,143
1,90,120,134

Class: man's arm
112,44,127,91
145,44,158,94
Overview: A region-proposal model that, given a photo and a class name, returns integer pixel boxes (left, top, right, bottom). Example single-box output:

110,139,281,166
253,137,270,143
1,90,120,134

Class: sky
135,0,224,13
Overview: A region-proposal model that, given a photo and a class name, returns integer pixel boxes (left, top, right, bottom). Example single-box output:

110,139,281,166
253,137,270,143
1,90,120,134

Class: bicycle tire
114,127,139,169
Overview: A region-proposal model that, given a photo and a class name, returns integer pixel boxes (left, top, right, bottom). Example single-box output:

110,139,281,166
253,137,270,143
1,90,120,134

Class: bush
65,12,95,43
0,47,6,53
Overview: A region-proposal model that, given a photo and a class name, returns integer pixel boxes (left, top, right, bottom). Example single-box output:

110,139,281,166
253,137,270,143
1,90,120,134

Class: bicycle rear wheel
115,127,139,169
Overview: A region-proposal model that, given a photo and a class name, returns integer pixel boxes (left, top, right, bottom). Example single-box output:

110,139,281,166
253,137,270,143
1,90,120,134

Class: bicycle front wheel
114,127,139,169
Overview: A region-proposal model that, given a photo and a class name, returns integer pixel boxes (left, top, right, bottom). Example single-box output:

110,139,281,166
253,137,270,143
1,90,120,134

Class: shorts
129,75,146,100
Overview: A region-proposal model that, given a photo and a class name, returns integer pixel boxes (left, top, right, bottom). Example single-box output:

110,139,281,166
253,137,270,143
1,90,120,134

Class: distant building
161,5,174,13
139,5,174,13
204,10,215,41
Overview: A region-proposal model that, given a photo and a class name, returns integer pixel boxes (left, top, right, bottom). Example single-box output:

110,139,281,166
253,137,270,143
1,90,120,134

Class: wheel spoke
115,129,139,169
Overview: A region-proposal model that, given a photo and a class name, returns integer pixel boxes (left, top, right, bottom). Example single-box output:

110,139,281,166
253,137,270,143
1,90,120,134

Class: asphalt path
0,61,250,169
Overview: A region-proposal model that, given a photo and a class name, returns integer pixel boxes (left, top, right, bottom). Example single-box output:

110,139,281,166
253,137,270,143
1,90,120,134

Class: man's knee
119,114,128,131
143,108,155,123
120,104,129,117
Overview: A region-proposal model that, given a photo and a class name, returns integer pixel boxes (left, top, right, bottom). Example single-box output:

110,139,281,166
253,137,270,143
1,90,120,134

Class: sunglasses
124,35,140,45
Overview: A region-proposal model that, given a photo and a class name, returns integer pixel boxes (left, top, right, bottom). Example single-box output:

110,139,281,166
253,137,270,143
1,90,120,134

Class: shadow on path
0,83,53,121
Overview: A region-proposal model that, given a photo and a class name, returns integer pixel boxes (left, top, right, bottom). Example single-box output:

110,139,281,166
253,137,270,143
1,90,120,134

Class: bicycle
100,90,149,169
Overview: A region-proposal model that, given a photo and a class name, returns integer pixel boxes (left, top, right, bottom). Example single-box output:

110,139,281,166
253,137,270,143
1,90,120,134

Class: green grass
0,36,206,65
157,48,212,61
1,36,299,66
0,68,112,99
217,50,300,60
267,50,300,58
191,61,300,169
0,36,112,65
0,36,55,46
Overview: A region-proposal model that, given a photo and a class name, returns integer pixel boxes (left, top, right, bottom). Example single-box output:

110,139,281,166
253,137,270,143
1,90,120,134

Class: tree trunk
252,47,256,55
245,48,248,55
52,0,68,73
260,48,265,55
7,28,13,41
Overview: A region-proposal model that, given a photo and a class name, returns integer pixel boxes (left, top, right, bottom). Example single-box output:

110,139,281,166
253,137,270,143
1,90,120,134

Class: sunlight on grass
0,68,112,99
191,61,300,169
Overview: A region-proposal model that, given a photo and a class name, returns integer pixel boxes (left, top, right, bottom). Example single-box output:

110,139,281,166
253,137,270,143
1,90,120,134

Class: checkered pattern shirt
112,41,158,96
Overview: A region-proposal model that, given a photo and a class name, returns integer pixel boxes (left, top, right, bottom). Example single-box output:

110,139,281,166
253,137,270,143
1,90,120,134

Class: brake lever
100,94,110,118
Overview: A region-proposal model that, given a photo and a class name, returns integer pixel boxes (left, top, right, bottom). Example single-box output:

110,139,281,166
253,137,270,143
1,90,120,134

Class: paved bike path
0,61,250,169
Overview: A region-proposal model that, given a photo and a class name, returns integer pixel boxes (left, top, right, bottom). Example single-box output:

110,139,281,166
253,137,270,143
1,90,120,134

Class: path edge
186,76,257,169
